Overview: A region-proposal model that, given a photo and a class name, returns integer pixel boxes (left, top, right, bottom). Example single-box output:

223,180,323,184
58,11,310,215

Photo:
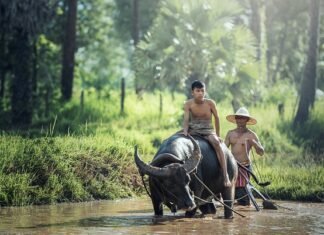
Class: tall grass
0,135,142,206
0,91,323,206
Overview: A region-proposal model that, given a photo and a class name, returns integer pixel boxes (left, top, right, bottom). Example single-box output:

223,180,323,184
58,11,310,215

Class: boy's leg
207,134,231,187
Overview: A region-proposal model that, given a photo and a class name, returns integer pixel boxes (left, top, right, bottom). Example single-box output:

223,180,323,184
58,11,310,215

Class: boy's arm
183,102,190,136
210,100,220,137
249,133,264,156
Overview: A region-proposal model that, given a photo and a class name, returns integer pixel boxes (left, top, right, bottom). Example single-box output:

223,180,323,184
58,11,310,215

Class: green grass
0,90,323,206
252,152,323,202
0,135,143,206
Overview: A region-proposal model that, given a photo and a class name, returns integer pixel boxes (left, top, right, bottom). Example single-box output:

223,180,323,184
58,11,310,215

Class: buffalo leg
199,203,216,214
185,208,197,217
150,181,163,216
199,191,216,214
222,186,235,219
151,195,163,216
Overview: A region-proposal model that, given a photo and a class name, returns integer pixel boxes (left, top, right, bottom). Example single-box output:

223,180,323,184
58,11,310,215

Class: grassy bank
0,91,323,206
0,135,144,206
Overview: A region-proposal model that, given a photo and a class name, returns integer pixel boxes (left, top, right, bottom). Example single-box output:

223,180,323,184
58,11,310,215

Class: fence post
121,77,125,115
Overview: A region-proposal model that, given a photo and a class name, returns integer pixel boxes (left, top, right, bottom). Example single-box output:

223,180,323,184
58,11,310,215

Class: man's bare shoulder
226,129,237,136
244,129,259,139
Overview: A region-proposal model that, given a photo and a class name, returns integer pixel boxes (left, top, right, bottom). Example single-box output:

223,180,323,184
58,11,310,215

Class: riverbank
0,92,323,206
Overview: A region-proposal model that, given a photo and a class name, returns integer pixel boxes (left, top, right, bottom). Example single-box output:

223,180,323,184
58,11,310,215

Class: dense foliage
0,92,323,206
0,0,323,206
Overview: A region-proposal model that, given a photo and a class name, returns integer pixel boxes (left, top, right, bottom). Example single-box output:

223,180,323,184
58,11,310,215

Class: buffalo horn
183,135,202,173
134,145,171,177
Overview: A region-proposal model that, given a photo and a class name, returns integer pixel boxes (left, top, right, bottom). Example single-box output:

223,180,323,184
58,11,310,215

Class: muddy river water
0,198,323,234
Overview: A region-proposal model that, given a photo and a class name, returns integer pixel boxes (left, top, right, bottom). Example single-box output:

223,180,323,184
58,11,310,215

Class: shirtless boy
183,80,231,187
225,107,264,205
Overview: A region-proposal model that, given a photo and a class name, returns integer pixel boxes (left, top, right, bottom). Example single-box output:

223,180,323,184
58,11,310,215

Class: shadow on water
17,214,194,229
117,209,153,214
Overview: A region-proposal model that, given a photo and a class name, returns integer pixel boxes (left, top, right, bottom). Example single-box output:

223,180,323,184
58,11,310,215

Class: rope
194,195,213,205
250,149,264,183
193,173,246,217
141,174,152,198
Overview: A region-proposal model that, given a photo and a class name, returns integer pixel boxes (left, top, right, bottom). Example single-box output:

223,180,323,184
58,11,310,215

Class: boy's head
191,80,205,90
191,80,206,101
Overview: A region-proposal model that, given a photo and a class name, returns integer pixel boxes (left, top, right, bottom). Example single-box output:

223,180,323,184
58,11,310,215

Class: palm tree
133,0,256,107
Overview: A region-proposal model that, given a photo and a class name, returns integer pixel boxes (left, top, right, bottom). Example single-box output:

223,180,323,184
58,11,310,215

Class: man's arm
210,100,220,136
183,101,190,136
249,133,264,156
224,131,231,147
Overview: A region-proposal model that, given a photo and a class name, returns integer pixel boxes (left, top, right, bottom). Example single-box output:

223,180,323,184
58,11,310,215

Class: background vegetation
0,0,323,206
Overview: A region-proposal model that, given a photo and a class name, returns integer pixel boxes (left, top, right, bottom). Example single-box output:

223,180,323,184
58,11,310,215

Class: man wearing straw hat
225,107,264,206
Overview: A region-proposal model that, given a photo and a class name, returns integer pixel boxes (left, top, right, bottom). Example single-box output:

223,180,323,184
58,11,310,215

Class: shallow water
0,198,323,234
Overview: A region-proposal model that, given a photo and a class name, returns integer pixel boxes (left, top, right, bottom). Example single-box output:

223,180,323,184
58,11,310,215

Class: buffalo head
134,135,201,212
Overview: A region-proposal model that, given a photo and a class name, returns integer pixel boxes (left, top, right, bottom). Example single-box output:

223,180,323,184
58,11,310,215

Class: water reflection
0,198,323,234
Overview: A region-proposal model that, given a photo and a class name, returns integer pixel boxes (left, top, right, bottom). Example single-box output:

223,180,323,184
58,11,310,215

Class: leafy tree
294,0,321,125
0,0,56,127
133,0,257,109
75,0,129,102
113,0,160,45
264,0,308,84
113,0,161,94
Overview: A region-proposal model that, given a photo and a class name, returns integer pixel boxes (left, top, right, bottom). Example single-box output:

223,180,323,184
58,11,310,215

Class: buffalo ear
183,135,202,173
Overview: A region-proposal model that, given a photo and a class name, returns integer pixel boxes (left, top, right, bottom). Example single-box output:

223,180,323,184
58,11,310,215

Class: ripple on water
0,199,323,234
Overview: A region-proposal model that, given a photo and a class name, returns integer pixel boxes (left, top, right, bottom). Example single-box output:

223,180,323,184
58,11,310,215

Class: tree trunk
0,30,6,101
271,22,288,82
61,0,77,101
133,0,142,95
132,0,139,46
249,0,261,60
294,0,320,126
265,0,274,83
32,39,38,107
11,29,33,127
0,7,8,104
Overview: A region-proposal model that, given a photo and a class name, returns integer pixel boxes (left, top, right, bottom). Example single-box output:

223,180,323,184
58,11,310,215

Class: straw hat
226,107,257,125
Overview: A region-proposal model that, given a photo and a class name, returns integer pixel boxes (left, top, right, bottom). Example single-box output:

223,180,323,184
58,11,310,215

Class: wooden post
80,89,84,113
159,92,163,117
121,77,125,115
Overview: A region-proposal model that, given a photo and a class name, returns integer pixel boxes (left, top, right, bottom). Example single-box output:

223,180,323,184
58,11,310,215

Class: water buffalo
134,133,238,218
